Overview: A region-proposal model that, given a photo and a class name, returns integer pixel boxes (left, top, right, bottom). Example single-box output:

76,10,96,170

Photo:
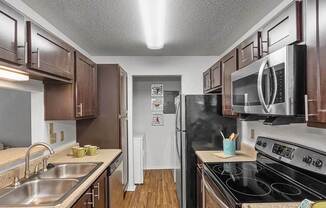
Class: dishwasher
108,154,124,208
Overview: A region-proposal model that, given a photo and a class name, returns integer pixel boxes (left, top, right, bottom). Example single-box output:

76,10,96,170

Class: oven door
231,46,288,115
202,168,239,208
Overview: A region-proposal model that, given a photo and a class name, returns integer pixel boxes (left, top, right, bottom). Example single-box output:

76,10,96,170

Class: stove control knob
262,142,267,148
314,160,323,168
257,140,262,146
303,156,313,164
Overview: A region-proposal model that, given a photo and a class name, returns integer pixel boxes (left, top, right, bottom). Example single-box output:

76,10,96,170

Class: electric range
203,136,326,208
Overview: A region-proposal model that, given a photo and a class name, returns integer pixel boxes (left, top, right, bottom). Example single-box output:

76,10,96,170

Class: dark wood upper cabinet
26,21,74,80
0,1,25,66
44,51,97,120
261,1,302,55
75,51,97,119
211,61,222,89
238,32,261,69
221,49,238,117
306,0,326,128
203,69,211,93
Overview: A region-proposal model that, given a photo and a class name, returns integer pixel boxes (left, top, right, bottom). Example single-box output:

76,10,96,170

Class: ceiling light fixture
0,66,29,81
138,0,166,50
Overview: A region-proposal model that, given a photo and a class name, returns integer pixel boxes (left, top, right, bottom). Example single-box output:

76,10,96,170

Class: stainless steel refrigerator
175,94,237,208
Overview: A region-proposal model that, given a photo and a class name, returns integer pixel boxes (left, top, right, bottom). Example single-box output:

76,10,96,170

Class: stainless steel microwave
231,45,306,116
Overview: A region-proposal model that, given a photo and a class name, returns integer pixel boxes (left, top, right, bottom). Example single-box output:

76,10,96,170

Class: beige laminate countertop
0,148,121,208
195,150,256,163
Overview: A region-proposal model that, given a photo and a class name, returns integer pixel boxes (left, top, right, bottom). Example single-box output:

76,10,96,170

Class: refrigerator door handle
175,99,181,159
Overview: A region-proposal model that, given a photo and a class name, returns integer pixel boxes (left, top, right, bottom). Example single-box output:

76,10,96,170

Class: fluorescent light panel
138,0,166,50
0,66,29,81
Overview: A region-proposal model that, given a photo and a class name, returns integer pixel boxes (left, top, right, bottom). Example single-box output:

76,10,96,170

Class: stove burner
271,183,302,196
213,165,242,175
226,177,272,197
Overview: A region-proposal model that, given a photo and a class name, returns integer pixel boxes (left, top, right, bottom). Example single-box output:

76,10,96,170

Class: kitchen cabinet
26,21,74,80
305,0,326,128
238,32,261,69
203,61,222,93
72,171,107,208
93,170,107,208
75,51,98,118
72,188,93,208
211,61,222,89
44,51,97,120
203,69,211,93
261,1,302,55
221,49,238,117
77,64,128,191
0,1,25,67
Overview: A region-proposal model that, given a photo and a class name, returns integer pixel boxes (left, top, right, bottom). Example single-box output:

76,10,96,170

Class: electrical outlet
50,132,57,144
250,129,255,139
60,131,65,142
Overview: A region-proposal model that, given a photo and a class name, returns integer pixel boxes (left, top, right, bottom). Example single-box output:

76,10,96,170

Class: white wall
239,120,326,151
93,56,217,190
133,77,181,170
0,79,76,150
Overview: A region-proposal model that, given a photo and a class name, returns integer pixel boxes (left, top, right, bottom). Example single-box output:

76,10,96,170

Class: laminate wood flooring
122,170,180,208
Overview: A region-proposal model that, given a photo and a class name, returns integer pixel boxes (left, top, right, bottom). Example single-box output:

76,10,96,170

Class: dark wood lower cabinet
72,188,93,208
196,166,203,208
72,170,107,208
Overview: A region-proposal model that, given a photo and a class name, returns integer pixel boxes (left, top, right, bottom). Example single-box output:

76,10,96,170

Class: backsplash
239,120,326,151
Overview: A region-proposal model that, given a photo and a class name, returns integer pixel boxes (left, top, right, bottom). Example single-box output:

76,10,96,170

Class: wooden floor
122,170,180,208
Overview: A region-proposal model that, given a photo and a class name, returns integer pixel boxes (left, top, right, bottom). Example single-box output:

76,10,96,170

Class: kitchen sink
0,179,78,206
38,162,99,179
0,162,102,207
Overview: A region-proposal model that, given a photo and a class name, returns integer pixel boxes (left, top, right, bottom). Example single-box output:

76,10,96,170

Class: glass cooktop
205,161,322,204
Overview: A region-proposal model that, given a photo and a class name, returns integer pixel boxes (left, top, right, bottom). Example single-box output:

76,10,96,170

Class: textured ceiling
21,0,283,56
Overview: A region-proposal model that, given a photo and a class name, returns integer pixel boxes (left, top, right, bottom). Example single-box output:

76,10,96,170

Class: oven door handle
202,177,229,208
257,59,269,113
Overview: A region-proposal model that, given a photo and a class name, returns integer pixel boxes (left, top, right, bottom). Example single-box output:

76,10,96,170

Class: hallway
122,170,179,208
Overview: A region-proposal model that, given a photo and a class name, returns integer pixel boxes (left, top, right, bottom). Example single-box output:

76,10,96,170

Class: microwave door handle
257,59,269,113
269,66,278,108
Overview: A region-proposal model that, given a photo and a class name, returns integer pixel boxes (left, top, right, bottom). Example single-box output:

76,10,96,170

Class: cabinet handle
304,94,317,121
77,103,83,117
85,188,95,207
32,48,40,68
94,182,100,200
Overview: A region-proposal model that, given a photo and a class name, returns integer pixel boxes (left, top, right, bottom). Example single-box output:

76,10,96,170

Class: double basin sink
0,162,102,207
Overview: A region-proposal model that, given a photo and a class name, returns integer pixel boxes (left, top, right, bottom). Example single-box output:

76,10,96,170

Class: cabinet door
72,188,93,208
238,32,261,69
26,21,74,79
221,49,238,116
75,51,97,118
0,1,25,65
94,170,107,208
306,0,326,127
203,69,211,93
211,62,222,89
261,1,302,55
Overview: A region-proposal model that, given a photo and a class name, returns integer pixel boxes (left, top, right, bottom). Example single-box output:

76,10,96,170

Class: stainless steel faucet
24,142,55,179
